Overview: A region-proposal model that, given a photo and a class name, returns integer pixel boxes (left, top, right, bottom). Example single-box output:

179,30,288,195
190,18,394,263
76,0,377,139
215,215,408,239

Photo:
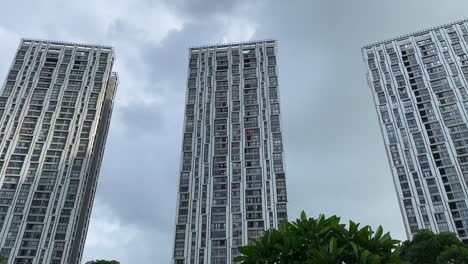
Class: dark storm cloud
1,0,468,263
165,0,243,17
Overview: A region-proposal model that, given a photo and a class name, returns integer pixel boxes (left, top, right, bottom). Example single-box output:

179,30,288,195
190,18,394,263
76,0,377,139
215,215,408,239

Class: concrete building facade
172,40,288,264
363,19,468,242
0,39,118,264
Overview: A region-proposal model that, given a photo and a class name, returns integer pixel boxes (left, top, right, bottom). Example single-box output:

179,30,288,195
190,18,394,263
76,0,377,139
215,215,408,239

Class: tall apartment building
363,19,468,242
172,40,288,264
0,39,117,264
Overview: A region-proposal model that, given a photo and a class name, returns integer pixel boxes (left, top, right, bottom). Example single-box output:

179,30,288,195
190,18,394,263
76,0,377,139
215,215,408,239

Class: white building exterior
172,40,288,264
363,19,468,242
0,39,118,264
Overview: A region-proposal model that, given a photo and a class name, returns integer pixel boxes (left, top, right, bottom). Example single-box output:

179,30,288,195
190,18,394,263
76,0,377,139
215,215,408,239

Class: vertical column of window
17,82,58,264
0,44,36,178
414,128,451,233
383,122,398,146
210,49,229,263
31,47,59,168
416,36,468,236
388,143,403,167
204,51,213,173
448,197,468,241
418,204,433,230
49,47,73,183
2,44,27,97
231,47,241,178
51,107,76,262
0,97,9,147
271,132,286,227
367,48,394,129
15,220,43,261
72,50,111,205
402,41,446,233
60,55,95,234
47,49,85,264
174,220,187,262
25,44,44,98
214,91,228,120
0,43,32,150
438,30,468,115
197,50,212,263
377,49,390,89
374,89,389,110
370,52,383,94
2,132,33,228
370,48,391,128
210,207,227,264
190,180,198,264
63,50,90,194
24,171,54,257
69,49,92,154
459,22,468,45
174,51,199,263
21,141,51,258
209,49,230,263
194,59,205,248
16,43,39,105
228,44,243,261
401,136,427,207
69,66,118,264
210,160,228,264
194,52,206,250
263,45,278,228
390,112,422,233
431,81,468,190
0,183,26,257
446,27,466,60
188,50,203,264
457,23,468,132
198,216,207,264
204,77,212,166
387,46,408,102
93,51,108,94
374,47,417,227
4,42,36,137
439,28,468,110
445,27,468,121
241,47,263,242
432,140,468,235
0,145,25,244
3,46,59,260
394,50,431,229
392,108,404,128
449,123,468,180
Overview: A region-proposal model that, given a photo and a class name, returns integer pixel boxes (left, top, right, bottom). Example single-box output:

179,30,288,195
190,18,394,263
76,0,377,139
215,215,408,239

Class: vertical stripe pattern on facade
172,40,288,264
0,39,118,264
363,19,468,242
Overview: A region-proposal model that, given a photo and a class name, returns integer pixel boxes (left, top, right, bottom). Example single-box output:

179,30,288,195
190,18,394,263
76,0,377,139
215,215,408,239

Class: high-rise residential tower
363,19,468,242
0,39,117,264
172,40,288,264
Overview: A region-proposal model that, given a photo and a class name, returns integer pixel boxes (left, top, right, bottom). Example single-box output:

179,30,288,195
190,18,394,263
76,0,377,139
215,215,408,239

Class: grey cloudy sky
1,0,468,263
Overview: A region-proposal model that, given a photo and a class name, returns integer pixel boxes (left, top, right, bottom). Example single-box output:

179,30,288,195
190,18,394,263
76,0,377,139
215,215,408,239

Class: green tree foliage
234,212,405,264
437,245,468,264
400,229,468,264
0,256,7,264
85,260,120,264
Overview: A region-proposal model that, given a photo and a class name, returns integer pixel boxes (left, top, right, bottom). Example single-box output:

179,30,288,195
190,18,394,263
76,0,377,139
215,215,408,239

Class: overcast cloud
1,1,468,263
